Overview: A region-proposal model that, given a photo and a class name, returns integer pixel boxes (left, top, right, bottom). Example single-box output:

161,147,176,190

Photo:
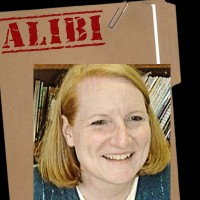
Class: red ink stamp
0,10,105,54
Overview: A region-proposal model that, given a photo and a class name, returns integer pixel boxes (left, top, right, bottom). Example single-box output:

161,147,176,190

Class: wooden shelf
34,64,170,87
34,64,72,69
34,64,170,69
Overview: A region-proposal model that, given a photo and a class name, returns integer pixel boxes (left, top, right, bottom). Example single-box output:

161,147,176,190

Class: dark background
0,0,197,199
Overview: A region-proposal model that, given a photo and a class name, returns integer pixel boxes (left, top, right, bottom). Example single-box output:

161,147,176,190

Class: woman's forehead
78,76,137,90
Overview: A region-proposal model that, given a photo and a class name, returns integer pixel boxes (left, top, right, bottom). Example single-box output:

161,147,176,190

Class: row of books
33,72,171,143
33,80,59,143
142,72,171,140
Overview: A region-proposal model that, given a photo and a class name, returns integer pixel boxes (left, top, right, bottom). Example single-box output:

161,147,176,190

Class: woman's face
63,76,151,186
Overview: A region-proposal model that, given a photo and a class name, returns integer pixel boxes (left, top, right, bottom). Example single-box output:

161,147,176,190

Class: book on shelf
33,80,41,142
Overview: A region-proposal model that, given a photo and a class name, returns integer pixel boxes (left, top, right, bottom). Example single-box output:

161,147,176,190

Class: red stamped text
0,10,105,54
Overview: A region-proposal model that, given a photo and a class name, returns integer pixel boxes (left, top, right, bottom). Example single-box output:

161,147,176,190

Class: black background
0,0,198,199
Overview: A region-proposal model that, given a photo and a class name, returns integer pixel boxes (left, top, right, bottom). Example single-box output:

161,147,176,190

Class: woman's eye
128,116,143,121
91,120,107,126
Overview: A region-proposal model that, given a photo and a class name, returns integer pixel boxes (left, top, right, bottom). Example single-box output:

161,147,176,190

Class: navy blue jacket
34,165,170,200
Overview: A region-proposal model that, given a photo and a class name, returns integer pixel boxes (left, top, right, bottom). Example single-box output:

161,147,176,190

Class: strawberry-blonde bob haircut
35,64,170,188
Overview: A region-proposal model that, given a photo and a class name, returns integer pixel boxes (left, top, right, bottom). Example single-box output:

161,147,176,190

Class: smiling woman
34,64,170,200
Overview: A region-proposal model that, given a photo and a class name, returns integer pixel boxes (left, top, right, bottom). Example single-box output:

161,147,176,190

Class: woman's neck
77,176,134,200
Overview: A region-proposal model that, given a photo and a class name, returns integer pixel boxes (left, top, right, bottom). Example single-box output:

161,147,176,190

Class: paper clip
108,0,128,29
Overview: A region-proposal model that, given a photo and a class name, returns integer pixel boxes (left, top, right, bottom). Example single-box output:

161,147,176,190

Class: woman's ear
61,115,74,147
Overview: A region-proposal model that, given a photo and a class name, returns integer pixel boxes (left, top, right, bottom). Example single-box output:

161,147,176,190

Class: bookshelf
34,64,171,150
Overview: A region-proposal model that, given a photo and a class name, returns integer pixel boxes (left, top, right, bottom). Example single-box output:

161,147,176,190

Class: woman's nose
109,122,130,148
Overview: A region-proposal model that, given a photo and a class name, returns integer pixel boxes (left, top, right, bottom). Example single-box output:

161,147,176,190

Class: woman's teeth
103,153,132,160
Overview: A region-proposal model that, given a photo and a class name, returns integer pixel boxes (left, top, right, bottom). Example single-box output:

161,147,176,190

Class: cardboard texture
0,0,180,199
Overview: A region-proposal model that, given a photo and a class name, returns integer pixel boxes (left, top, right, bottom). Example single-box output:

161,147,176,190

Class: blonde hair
35,64,170,187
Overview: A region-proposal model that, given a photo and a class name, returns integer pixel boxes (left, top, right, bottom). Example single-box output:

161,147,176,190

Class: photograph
33,64,171,200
